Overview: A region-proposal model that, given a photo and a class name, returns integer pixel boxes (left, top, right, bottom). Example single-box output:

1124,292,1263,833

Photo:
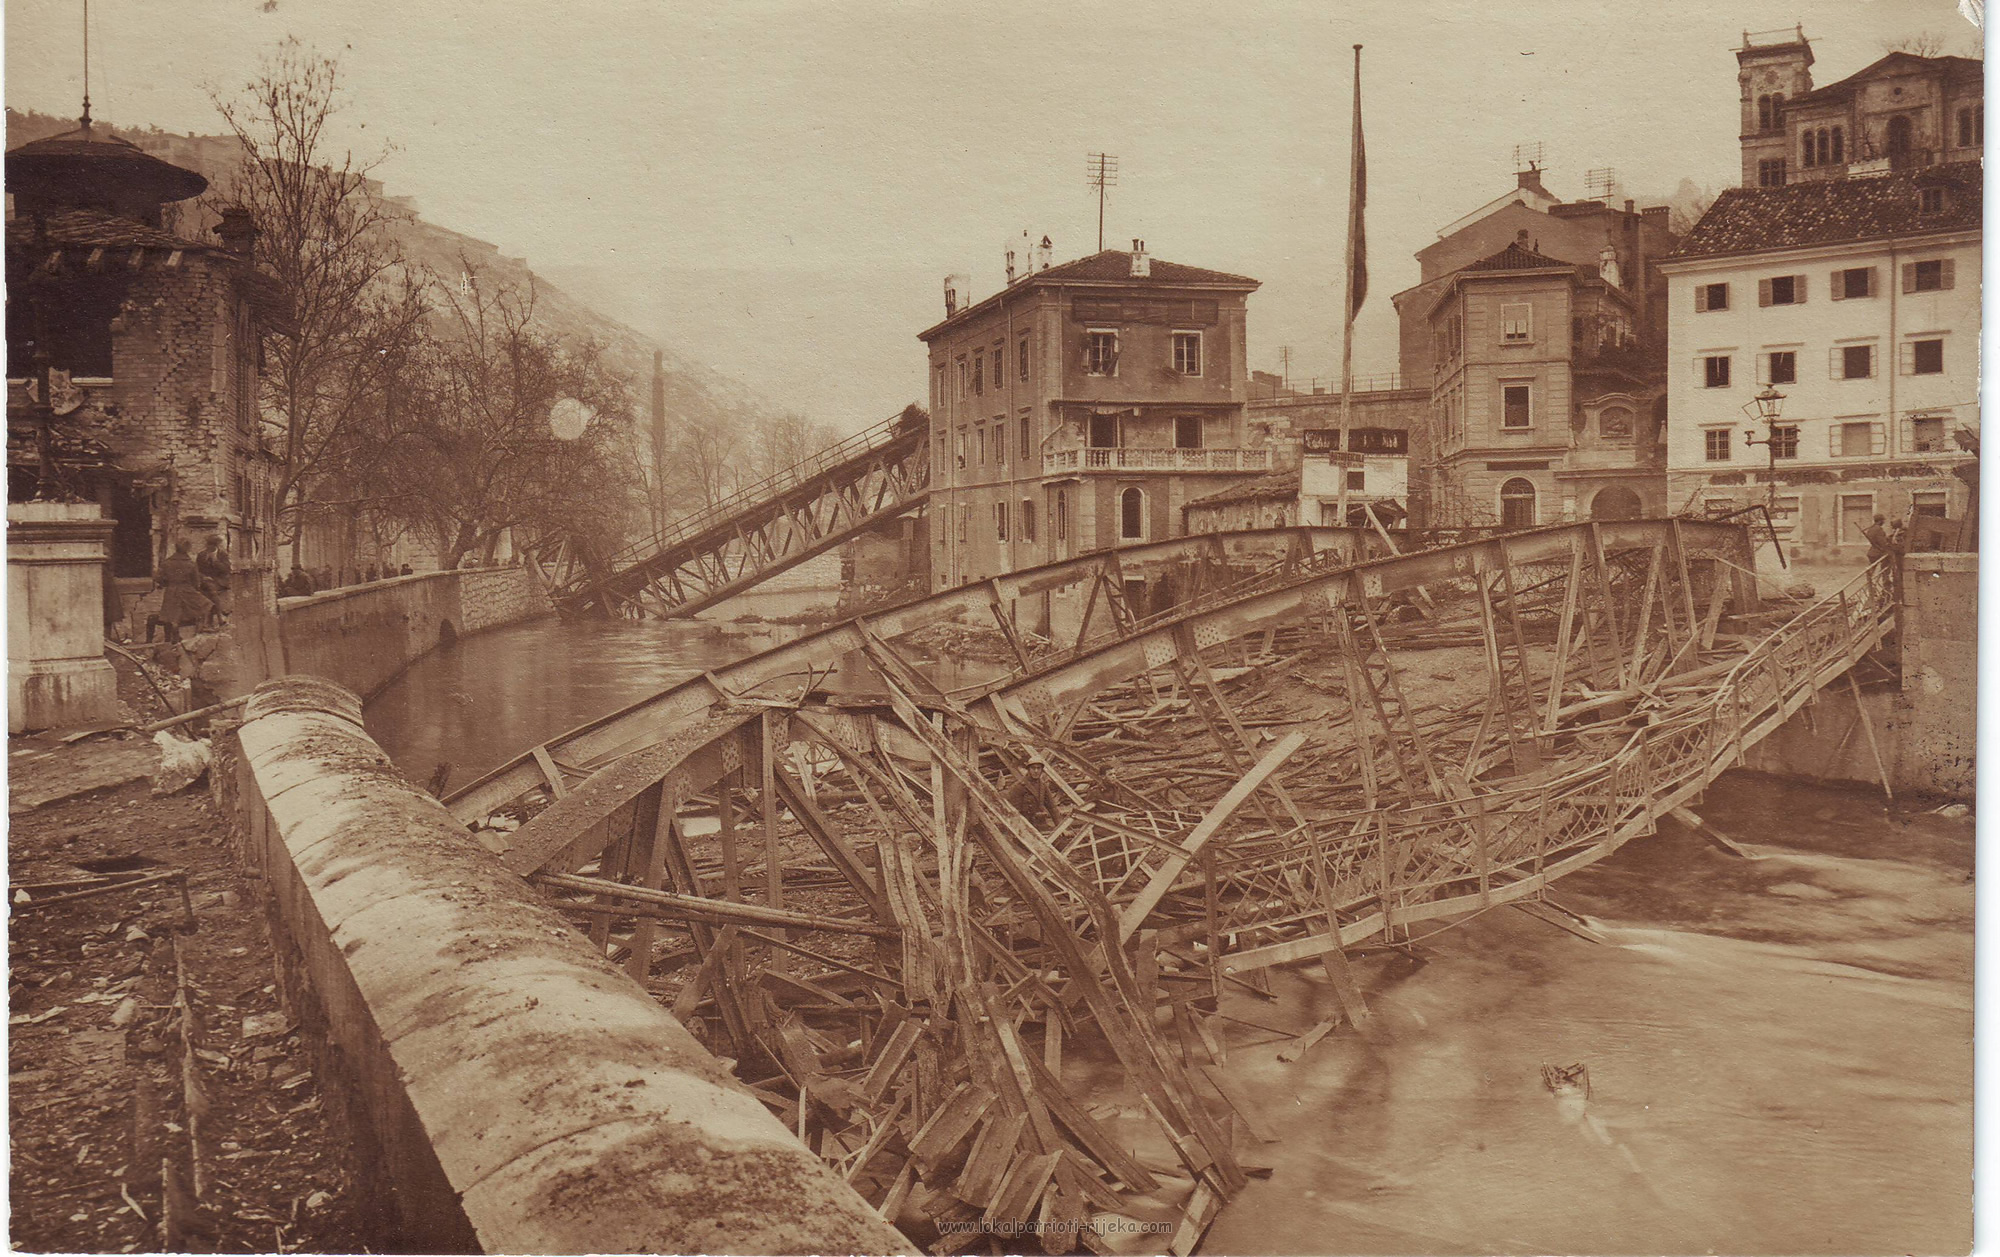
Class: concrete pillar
8,502,120,732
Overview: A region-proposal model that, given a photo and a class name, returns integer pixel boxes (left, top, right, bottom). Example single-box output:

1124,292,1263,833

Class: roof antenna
79,0,92,132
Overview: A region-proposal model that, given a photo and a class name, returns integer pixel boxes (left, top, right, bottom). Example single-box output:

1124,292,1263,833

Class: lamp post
1742,386,1787,512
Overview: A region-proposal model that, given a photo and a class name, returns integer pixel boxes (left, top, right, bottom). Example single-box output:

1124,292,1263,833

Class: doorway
1174,415,1204,450
1089,413,1120,449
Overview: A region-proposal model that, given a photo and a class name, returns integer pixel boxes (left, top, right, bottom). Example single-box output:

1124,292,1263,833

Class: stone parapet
229,675,910,1254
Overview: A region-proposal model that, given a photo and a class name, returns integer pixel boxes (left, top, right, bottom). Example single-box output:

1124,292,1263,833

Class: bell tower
1737,27,1815,187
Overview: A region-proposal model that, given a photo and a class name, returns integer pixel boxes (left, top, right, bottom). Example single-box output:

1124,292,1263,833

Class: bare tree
378,268,642,569
1885,31,1950,57
209,39,427,563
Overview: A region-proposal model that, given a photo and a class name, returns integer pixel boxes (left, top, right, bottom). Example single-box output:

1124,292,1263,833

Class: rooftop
1672,161,1982,259
1187,468,1301,509
5,206,208,253
919,247,1259,341
1789,51,1985,108
1463,241,1580,272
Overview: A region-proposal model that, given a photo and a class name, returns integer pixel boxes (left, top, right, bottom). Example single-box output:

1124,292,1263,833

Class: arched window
1802,131,1817,168
1830,125,1844,164
1816,128,1831,167
1120,487,1146,541
1499,478,1537,529
1054,489,1069,543
1887,115,1914,168
1758,95,1774,131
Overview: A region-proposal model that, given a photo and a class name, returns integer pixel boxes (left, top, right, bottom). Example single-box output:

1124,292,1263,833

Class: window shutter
1899,341,1916,375
1940,259,1955,290
1755,353,1771,385
1829,346,1844,378
1693,357,1709,387
1830,269,1845,300
1863,267,1876,297
1758,278,1773,307
1903,263,1918,294
1694,285,1709,313
1872,424,1887,457
1794,274,1807,303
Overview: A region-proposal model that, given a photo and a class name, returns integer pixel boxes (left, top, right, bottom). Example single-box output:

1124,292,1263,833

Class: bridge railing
590,411,922,582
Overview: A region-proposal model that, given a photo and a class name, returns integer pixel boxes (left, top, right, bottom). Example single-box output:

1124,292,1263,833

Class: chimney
213,205,259,259
1129,238,1150,277
943,274,966,317
1005,248,1017,284
1515,228,1531,248
1037,236,1053,271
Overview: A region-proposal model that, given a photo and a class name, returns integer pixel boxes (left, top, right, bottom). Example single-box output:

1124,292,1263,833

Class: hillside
5,108,785,462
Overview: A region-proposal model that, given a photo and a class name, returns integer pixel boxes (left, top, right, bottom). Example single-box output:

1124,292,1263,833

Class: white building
1659,162,1979,561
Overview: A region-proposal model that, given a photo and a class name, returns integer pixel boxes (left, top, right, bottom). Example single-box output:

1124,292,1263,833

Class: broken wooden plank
1275,1019,1338,1064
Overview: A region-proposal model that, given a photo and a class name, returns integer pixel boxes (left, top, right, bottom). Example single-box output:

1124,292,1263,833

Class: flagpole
1336,43,1363,528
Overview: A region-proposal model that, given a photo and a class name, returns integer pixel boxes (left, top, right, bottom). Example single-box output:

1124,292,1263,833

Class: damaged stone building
6,114,289,613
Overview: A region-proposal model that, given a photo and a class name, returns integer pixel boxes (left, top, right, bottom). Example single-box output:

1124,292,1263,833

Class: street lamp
1742,386,1787,511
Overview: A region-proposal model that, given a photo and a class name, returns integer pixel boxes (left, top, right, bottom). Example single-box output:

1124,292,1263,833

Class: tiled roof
1672,162,1982,259
1789,52,1984,107
1032,249,1260,288
1187,468,1300,509
7,207,209,253
1464,241,1578,271
920,248,1259,339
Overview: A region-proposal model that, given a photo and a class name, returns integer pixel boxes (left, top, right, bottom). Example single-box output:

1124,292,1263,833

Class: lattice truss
444,520,1895,1253
537,410,934,620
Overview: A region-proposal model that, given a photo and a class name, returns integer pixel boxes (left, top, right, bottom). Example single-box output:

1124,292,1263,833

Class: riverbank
8,728,367,1252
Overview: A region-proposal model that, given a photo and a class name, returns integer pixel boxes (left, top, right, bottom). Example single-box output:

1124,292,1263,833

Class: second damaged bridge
444,519,1896,1252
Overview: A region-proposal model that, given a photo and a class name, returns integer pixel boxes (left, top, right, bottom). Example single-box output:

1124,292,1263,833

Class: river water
366,623,1974,1255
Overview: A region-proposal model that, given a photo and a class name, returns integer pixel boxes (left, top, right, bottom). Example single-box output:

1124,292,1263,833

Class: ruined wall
276,566,548,698
225,677,908,1254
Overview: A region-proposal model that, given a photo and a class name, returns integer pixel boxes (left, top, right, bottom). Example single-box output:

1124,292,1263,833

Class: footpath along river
367,618,1973,1255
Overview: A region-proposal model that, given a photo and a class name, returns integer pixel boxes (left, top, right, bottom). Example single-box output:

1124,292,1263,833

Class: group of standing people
149,535,232,643
134,536,417,643
278,562,414,598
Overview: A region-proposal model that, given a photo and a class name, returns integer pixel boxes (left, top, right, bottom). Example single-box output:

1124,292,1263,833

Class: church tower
1737,27,1815,187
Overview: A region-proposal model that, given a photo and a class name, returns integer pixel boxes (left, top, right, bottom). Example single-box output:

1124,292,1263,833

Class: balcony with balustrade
1043,446,1272,475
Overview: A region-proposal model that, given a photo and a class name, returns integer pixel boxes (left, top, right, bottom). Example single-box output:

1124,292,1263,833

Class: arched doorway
1499,478,1537,529
1590,485,1644,521
1887,115,1914,168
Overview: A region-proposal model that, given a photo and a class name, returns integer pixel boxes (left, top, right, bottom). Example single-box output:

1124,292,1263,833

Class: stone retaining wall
227,676,908,1254
275,565,548,698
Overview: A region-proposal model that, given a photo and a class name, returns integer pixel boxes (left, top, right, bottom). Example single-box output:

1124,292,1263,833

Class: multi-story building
6,115,289,604
1391,173,1679,525
1241,377,1424,526
1659,161,1979,561
1737,28,1983,189
1421,235,1667,527
917,241,1263,605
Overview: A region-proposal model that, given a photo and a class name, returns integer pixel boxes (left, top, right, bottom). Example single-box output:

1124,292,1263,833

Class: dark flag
1346,45,1368,323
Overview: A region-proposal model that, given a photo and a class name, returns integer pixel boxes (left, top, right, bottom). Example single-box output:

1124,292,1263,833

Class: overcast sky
7,0,1981,425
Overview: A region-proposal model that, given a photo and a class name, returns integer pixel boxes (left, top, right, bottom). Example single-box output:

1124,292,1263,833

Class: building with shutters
917,240,1262,612
1390,170,1679,527
1659,161,1979,561
1420,233,1668,529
